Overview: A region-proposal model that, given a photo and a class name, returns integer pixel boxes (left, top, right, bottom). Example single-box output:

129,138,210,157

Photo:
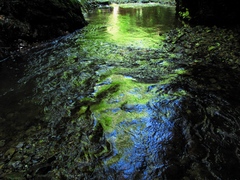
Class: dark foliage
176,0,240,26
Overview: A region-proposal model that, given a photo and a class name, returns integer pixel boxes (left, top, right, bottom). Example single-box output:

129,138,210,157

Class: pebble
209,78,217,84
16,142,24,149
11,160,21,169
23,156,31,163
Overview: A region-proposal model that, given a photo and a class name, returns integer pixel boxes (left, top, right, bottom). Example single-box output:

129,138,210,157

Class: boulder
0,0,87,59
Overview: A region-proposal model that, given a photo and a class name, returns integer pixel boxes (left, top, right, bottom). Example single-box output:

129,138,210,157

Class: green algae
88,74,154,132
175,68,187,75
106,134,133,165
78,106,88,115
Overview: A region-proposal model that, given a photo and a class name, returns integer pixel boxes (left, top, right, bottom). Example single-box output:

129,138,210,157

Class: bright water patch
84,3,180,48
90,74,182,179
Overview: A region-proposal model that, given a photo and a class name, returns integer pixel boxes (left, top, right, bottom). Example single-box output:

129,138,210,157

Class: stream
1,3,240,180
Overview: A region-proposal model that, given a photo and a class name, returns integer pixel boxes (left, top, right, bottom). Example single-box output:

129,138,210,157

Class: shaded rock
0,0,87,59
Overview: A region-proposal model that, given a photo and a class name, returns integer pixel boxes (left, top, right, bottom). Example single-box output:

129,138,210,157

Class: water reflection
85,4,181,47
107,5,119,38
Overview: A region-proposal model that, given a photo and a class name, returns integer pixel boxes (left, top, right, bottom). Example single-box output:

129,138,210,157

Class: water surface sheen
85,4,180,48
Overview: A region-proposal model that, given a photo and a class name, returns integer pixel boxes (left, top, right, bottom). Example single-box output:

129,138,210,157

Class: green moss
95,83,120,99
161,61,171,67
100,116,113,130
179,8,191,20
175,68,187,74
105,154,122,165
208,43,220,51
79,106,88,115
159,74,177,85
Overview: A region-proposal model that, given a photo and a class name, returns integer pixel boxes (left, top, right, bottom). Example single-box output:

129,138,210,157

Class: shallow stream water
1,3,240,180
84,3,180,47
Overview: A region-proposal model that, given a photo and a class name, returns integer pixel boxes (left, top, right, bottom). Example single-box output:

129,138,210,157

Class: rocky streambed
1,19,240,180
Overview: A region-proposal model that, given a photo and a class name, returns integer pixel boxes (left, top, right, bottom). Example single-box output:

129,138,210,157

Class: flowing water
84,4,180,47
1,3,240,180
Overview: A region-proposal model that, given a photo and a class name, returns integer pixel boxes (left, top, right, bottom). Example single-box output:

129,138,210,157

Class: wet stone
32,155,43,163
10,161,22,169
0,140,5,147
23,156,31,164
16,142,24,149
209,78,217,84
4,148,16,160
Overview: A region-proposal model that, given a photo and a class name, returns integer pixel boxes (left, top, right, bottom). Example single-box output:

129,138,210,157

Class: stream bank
1,4,240,180
0,0,87,60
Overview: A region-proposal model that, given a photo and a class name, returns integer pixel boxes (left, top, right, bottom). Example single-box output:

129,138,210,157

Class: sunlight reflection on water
85,3,181,48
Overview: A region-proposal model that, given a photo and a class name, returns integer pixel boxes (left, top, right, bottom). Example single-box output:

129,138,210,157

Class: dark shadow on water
160,60,240,179
0,59,45,150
